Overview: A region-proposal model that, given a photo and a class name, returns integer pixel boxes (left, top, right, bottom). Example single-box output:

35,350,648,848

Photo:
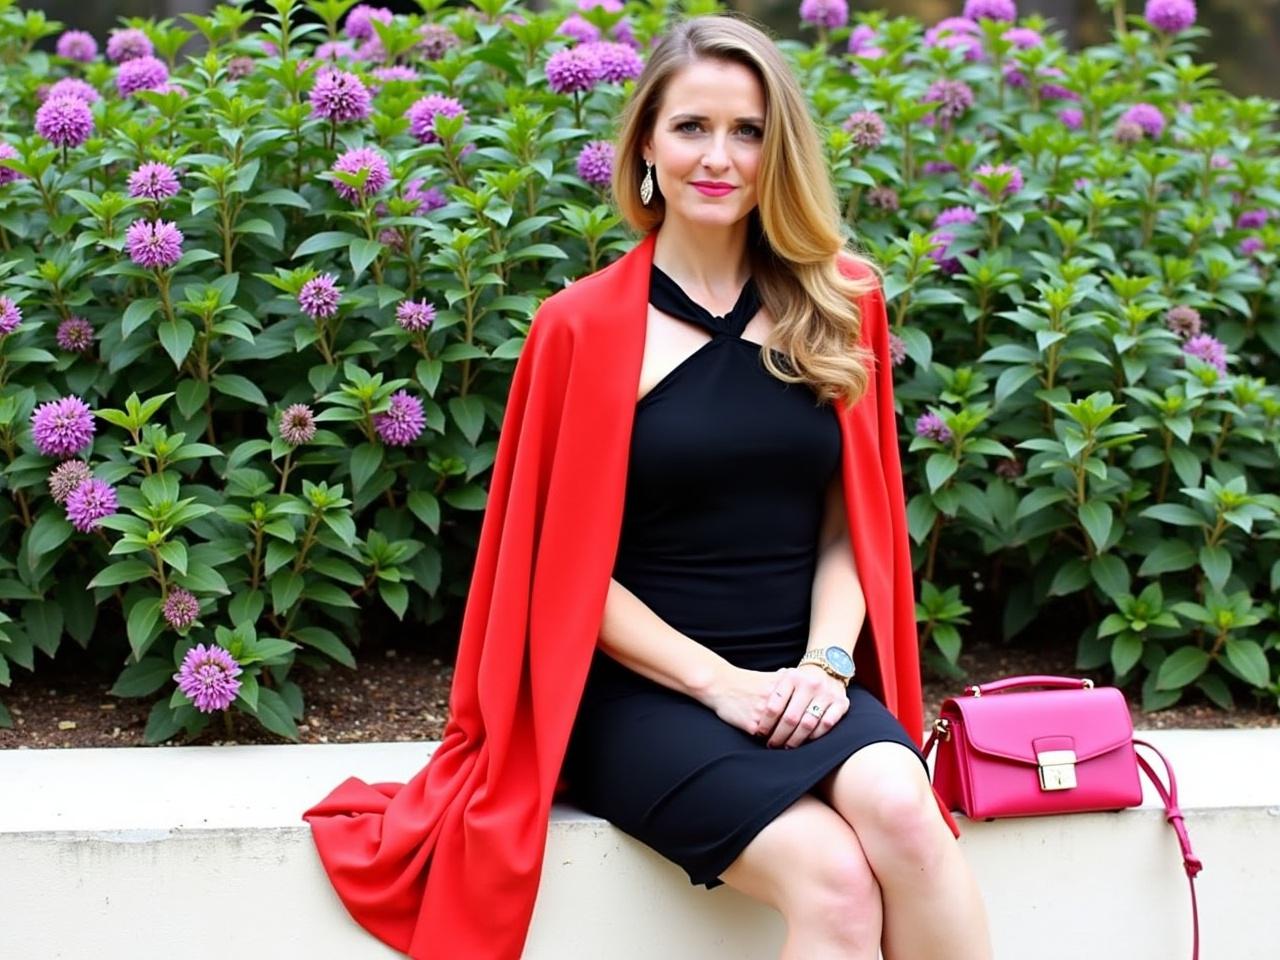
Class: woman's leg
813,742,993,960
718,793,884,960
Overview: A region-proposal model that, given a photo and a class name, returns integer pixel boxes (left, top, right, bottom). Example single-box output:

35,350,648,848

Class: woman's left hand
756,664,850,749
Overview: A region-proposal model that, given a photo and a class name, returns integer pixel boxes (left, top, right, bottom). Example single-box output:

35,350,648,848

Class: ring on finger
807,702,825,717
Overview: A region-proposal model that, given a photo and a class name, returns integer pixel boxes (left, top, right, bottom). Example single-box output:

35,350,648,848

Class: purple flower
0,296,20,336
581,41,644,83
1163,305,1202,339
1182,333,1227,373
1237,209,1268,230
1006,27,1043,47
128,162,181,202
1144,0,1197,34
842,110,886,150
344,4,394,42
226,56,255,80
417,24,461,60
299,274,341,320
353,36,386,64
915,411,953,443
578,0,623,10
56,30,98,62
31,395,95,458
396,299,436,333
800,0,849,30
557,14,602,44
866,186,899,211
577,140,614,187
116,55,169,97
173,643,243,713
125,219,184,270
1059,107,1084,130
56,315,94,353
1210,153,1231,170
923,78,975,126
0,142,23,186
35,95,94,148
928,231,960,271
1114,120,1143,145
106,28,153,64
1239,236,1265,258
47,459,91,504
404,178,447,215
923,160,958,175
888,333,906,367
1120,103,1164,139
935,32,986,63
279,403,317,445
309,69,372,124
44,78,100,104
963,0,1017,22
546,46,602,95
330,146,391,203
972,162,1023,200
371,65,420,87
315,40,356,62
407,93,466,144
65,477,117,532
374,390,426,446
995,457,1024,479
848,24,878,54
162,587,201,631
936,205,980,227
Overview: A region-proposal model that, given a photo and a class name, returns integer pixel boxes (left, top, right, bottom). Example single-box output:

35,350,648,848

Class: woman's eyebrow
668,112,765,125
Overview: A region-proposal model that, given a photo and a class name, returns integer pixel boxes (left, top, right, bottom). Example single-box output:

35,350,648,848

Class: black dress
560,262,928,889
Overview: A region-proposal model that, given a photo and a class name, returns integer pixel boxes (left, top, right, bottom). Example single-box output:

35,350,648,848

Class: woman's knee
719,795,881,929
831,745,949,868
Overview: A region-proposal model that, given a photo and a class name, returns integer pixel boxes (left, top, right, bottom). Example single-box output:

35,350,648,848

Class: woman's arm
597,576,736,703
805,470,865,663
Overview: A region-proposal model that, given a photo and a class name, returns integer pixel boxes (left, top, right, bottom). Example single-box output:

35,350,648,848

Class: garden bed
1,628,1274,751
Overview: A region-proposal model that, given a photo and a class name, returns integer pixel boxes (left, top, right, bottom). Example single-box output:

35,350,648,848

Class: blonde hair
611,12,881,407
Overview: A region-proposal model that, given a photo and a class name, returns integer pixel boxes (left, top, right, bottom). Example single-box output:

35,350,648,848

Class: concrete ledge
1,729,1277,959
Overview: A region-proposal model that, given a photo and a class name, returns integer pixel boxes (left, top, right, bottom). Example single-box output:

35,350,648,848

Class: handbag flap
946,687,1134,765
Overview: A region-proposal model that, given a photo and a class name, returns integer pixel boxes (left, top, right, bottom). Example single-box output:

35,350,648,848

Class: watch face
825,646,854,676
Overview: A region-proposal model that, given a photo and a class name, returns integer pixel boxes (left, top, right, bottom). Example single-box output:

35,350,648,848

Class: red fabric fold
302,230,956,959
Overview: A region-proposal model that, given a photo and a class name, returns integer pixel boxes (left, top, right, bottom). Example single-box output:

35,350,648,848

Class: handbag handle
964,674,1095,697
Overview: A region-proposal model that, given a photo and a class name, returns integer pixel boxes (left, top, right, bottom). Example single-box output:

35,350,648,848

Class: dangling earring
640,159,654,206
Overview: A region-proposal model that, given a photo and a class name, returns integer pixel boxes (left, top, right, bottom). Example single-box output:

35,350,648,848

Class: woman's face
642,58,766,229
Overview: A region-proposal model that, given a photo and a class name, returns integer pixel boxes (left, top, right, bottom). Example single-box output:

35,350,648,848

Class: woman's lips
691,183,735,196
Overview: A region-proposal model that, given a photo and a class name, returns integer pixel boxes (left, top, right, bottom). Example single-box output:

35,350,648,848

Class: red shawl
301,228,960,959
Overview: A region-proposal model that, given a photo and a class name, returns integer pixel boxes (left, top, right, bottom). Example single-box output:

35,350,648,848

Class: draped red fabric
301,229,959,959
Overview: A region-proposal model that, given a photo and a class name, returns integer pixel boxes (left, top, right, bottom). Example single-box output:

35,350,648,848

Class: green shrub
0,0,1275,743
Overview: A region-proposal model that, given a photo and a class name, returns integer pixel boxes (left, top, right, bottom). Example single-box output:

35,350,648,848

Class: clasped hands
706,662,850,750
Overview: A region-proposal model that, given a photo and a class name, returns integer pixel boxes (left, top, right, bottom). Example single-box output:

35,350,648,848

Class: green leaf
349,442,383,493
126,598,163,659
172,562,230,595
1198,544,1232,593
349,238,384,281
1110,633,1143,677
251,686,300,740
407,490,440,533
157,540,188,576
88,560,156,589
1137,539,1197,577
1078,501,1113,552
176,379,211,419
121,298,160,337
212,374,268,407
143,698,184,744
379,579,409,619
292,231,354,259
442,484,487,510
925,453,957,493
110,656,173,697
271,569,305,615
293,626,356,668
23,600,63,657
1155,646,1211,690
26,513,74,573
1140,503,1205,527
158,319,196,368
1223,639,1270,688
1089,554,1130,601
447,395,486,445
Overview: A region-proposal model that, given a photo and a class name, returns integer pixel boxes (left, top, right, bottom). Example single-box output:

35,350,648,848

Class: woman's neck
651,217,752,301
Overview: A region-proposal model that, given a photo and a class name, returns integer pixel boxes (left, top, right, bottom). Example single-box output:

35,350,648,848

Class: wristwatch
798,645,855,687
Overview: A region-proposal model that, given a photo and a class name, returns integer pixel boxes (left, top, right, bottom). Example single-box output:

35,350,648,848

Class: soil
1,629,1275,751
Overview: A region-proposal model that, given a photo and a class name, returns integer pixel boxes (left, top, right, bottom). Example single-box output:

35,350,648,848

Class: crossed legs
718,742,992,959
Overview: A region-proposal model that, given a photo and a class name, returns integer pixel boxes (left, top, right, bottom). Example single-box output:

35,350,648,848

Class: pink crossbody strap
1133,738,1202,960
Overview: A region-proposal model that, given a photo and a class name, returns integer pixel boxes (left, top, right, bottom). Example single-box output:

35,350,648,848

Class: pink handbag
921,674,1203,959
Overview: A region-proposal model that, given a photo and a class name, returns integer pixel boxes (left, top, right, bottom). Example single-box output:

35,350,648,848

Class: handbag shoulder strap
1133,737,1202,960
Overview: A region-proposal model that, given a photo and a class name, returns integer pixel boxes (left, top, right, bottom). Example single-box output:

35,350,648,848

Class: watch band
798,647,853,687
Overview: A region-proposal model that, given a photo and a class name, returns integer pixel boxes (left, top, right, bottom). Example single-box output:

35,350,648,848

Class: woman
557,13,993,959
304,12,992,960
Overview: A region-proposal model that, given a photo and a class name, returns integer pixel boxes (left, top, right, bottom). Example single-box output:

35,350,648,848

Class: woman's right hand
701,664,796,742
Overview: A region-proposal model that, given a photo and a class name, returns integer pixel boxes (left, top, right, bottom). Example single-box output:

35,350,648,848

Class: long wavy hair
611,12,881,408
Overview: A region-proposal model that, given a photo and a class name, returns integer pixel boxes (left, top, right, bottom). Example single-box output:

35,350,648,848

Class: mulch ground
0,627,1275,750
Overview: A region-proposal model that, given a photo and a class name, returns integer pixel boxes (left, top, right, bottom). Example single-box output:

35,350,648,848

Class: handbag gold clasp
933,717,951,741
1037,749,1078,791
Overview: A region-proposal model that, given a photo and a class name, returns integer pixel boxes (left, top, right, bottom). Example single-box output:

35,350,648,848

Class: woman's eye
676,122,763,137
